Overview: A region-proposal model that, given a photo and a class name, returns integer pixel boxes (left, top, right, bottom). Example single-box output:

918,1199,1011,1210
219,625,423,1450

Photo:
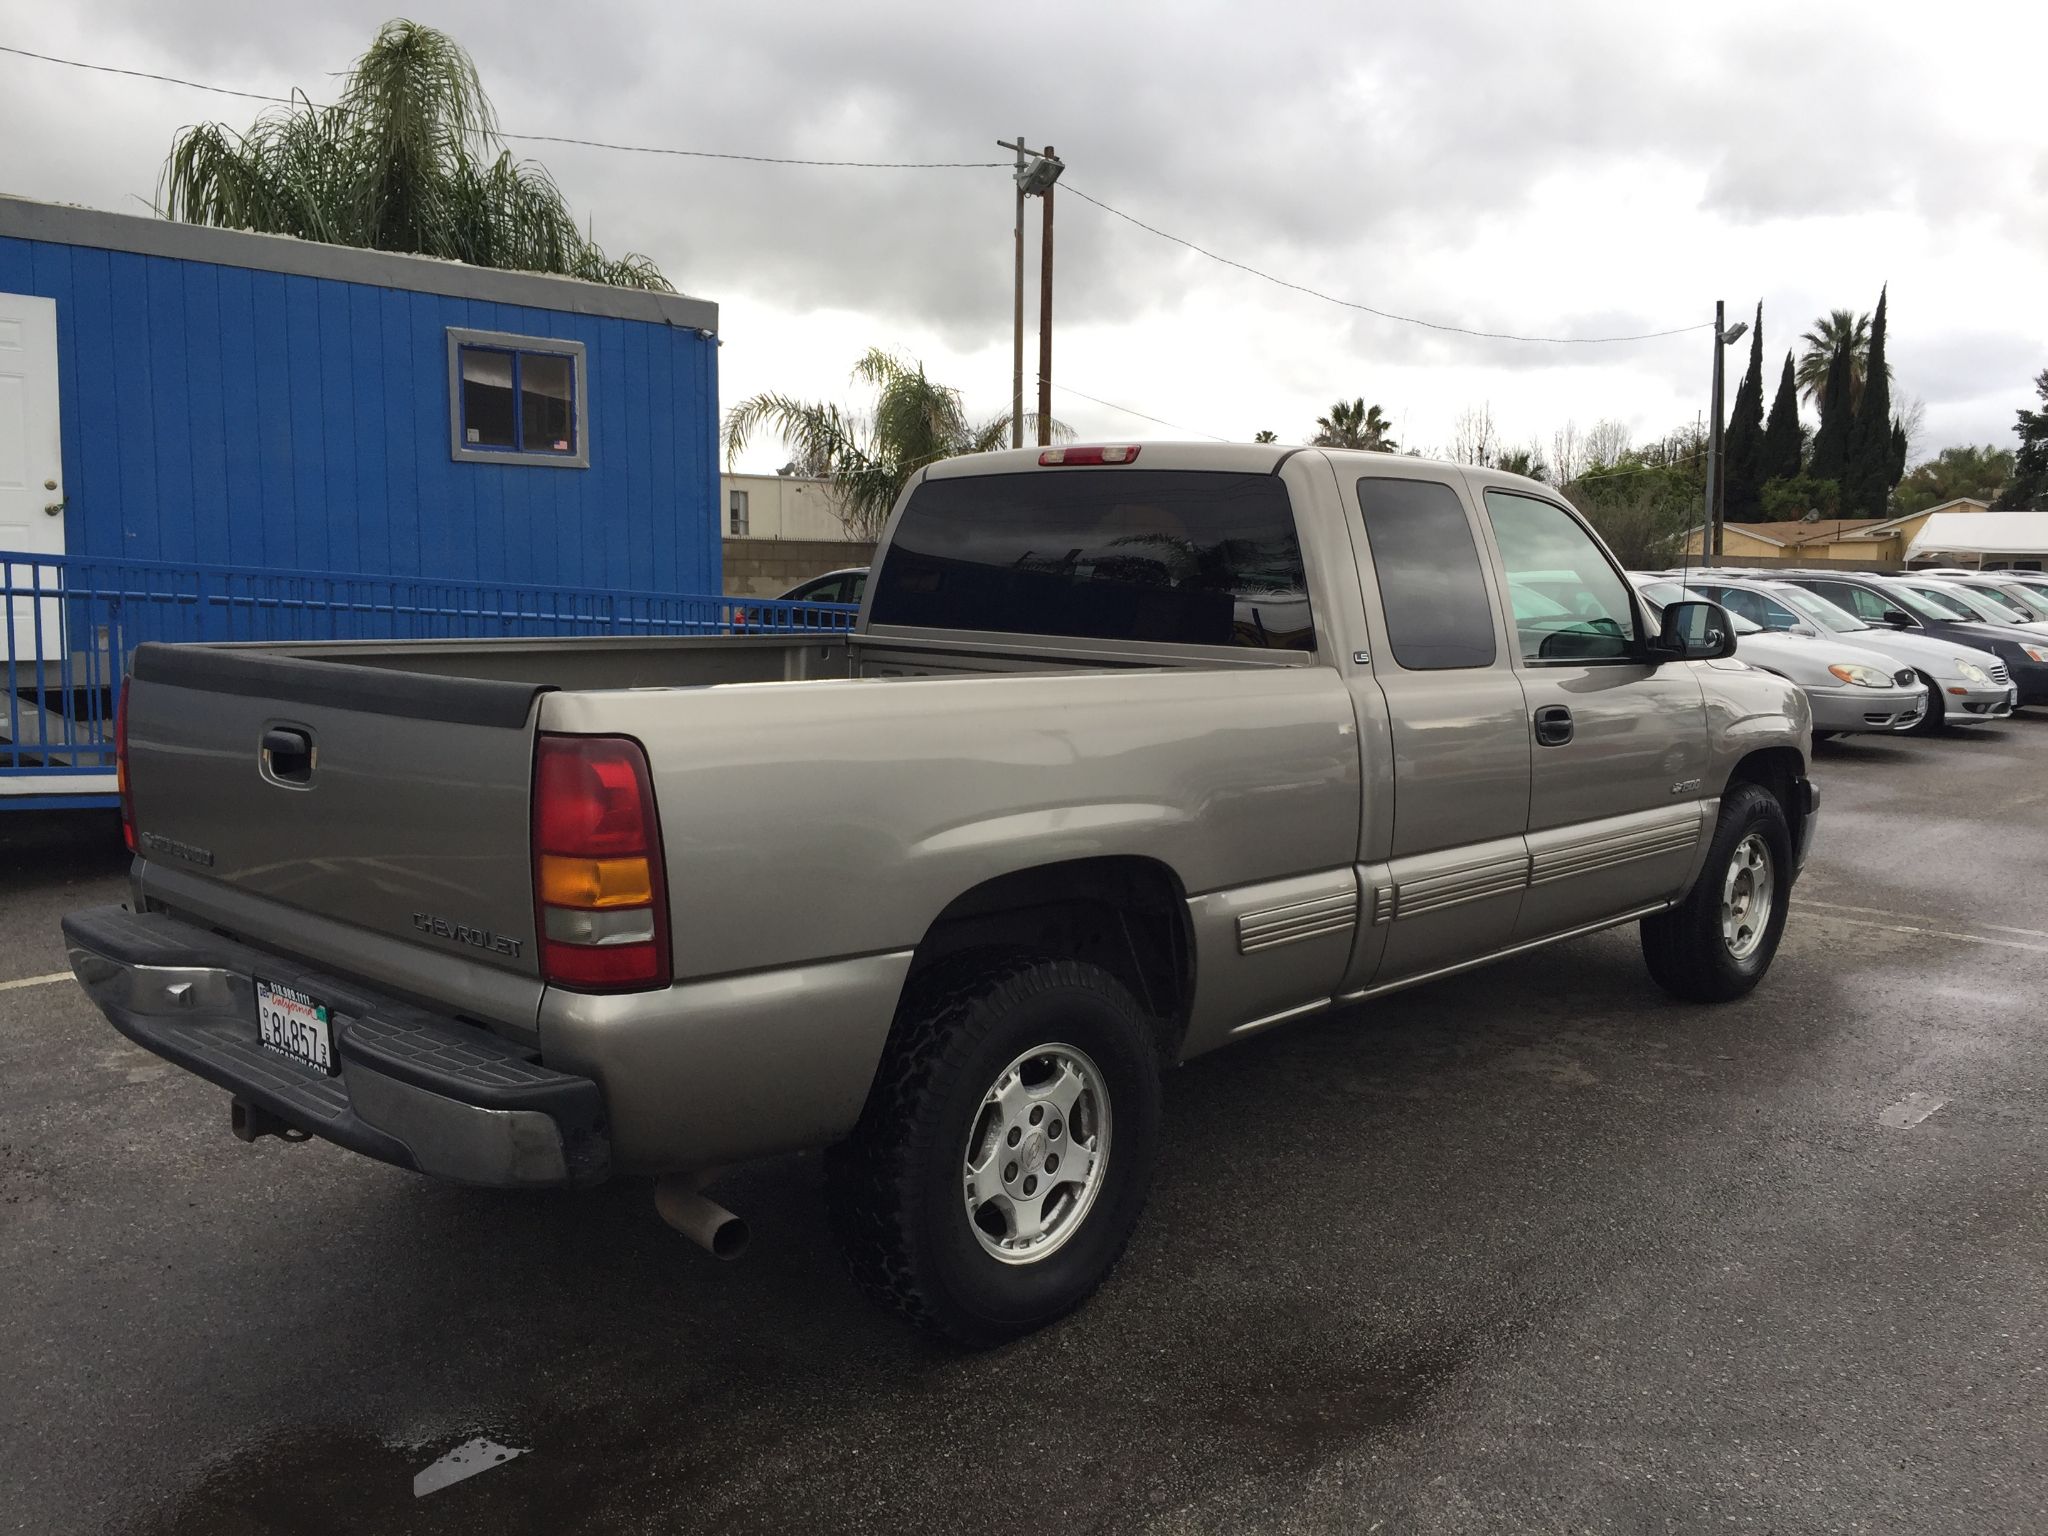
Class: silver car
1634,577,1927,735
1656,574,2012,732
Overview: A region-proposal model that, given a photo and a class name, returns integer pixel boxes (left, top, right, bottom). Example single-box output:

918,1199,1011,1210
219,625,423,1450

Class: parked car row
1634,567,2045,738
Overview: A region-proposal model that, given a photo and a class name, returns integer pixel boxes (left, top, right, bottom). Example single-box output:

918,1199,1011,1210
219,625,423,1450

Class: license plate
255,981,335,1075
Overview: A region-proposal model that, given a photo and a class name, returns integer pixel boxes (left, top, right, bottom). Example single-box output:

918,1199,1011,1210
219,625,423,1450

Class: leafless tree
1584,418,1633,468
1448,403,1500,468
1550,420,1587,487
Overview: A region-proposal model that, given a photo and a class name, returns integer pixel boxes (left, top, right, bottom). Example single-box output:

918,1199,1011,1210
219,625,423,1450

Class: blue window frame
446,328,589,468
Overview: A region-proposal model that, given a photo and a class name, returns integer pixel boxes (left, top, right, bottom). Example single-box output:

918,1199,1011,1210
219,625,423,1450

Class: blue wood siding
0,234,720,592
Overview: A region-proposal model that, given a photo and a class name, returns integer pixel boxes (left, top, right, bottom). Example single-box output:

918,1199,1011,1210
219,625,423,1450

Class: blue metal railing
0,552,857,796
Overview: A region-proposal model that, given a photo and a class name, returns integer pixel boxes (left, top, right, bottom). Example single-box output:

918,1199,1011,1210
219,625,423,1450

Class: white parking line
1803,898,2048,942
0,971,73,992
1804,909,2048,956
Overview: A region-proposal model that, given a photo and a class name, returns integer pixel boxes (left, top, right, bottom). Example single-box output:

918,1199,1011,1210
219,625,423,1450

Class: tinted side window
1354,478,1496,669
869,470,1313,650
1831,583,1897,622
1483,491,1636,662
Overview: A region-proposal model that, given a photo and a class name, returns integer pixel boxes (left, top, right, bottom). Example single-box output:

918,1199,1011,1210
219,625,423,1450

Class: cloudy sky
3,0,2043,473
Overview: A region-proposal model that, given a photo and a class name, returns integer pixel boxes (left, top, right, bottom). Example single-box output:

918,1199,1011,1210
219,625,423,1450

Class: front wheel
827,955,1162,1347
1641,783,1794,1003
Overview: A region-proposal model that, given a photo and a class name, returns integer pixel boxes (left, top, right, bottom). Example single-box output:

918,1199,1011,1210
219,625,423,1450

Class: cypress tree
1890,420,1908,488
1809,339,1854,484
1723,304,1766,521
1844,286,1893,516
1761,352,1803,482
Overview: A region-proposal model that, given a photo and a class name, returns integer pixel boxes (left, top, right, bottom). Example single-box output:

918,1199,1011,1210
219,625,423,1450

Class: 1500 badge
412,912,523,959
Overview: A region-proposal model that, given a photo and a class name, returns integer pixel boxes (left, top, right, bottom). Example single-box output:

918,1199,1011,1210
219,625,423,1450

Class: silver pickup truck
66,444,1815,1345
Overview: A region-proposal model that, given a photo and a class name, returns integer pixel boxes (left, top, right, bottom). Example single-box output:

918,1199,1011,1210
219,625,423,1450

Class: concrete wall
722,538,875,597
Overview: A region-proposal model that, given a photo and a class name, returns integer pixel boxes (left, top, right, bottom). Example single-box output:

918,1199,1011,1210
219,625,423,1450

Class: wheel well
904,857,1195,1063
1726,746,1807,845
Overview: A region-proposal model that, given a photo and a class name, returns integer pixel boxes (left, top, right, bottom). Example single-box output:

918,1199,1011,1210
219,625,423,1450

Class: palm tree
1311,399,1397,451
1253,430,1278,443
160,21,667,290
1796,309,1892,412
725,349,1067,539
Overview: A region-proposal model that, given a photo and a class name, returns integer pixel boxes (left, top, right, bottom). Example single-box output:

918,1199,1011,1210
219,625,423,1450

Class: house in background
1680,517,1893,565
1678,498,2041,568
719,470,872,597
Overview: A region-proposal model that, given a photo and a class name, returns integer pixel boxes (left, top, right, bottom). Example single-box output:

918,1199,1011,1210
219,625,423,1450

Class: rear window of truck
869,470,1314,650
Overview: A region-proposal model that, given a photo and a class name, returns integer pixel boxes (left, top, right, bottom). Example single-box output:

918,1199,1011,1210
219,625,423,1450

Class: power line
0,44,1003,168
1051,382,1228,441
501,132,1002,170
1060,182,1713,346
0,42,290,103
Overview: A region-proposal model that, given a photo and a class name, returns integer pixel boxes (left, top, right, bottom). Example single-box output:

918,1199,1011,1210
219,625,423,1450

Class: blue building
0,195,729,807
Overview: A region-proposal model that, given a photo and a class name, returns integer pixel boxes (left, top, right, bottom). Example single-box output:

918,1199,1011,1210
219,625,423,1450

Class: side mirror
1879,608,1914,628
1648,599,1736,662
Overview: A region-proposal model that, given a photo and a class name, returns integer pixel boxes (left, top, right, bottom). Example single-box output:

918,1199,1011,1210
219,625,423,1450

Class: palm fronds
159,21,669,291
725,351,1071,539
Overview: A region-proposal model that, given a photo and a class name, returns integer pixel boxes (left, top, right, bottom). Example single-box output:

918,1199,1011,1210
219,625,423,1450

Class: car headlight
2024,645,2048,664
1954,660,1991,684
1828,662,1893,688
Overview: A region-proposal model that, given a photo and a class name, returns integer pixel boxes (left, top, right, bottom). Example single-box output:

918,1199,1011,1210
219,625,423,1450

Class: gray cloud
4,0,2043,459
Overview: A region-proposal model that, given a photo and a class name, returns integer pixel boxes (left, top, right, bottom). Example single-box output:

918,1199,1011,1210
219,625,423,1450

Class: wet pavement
3,721,2045,1534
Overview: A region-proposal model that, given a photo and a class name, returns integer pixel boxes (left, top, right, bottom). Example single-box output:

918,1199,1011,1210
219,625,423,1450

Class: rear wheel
1906,672,1945,735
1641,783,1793,1003
827,954,1162,1347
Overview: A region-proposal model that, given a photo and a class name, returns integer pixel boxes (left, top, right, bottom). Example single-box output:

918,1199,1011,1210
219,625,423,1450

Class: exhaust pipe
654,1175,749,1260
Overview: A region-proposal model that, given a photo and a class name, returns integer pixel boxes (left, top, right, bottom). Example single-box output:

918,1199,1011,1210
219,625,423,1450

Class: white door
0,293,65,661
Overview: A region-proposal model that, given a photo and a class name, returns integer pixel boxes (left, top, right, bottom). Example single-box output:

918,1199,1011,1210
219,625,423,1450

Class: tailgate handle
261,727,315,784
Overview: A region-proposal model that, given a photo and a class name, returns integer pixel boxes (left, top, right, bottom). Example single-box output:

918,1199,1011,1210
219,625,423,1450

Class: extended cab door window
1352,478,1496,668
1479,488,1706,943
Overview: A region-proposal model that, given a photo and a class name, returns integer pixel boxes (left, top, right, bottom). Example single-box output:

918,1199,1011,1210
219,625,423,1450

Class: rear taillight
115,683,135,852
532,734,670,991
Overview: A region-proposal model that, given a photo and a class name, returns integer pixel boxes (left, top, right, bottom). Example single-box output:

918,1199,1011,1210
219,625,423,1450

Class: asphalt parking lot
4,719,2045,1535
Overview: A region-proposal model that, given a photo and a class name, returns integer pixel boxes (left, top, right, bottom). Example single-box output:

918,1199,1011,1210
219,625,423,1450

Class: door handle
1534,704,1574,746
261,726,315,784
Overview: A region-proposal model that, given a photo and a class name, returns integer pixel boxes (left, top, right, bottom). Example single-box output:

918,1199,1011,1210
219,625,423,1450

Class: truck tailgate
124,643,546,984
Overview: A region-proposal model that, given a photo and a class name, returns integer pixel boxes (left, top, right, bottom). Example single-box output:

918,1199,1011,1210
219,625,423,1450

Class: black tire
1640,783,1794,1003
827,954,1163,1347
1906,671,1945,735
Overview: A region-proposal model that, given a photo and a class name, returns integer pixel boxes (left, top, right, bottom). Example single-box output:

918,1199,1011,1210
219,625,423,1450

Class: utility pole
1037,144,1055,448
1703,302,1752,567
1004,137,1026,449
999,139,1065,450
1705,301,1725,568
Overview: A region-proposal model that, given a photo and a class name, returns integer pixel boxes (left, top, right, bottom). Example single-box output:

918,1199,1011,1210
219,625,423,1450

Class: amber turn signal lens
538,853,654,909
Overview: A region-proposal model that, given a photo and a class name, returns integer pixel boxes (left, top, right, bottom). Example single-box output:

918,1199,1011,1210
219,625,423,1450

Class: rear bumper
63,905,608,1188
